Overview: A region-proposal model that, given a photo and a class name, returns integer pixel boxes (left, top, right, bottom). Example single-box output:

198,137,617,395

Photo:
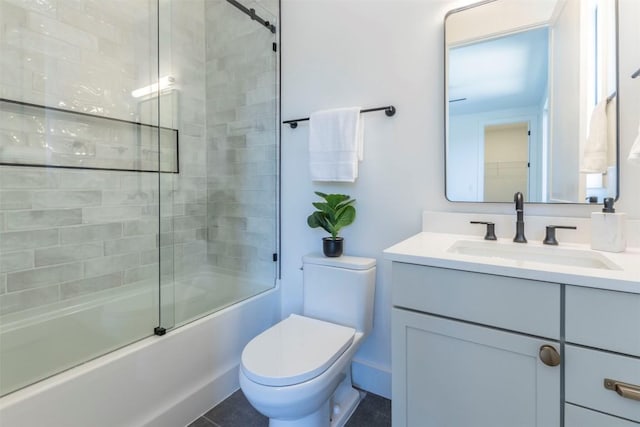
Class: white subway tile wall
0,101,179,172
0,0,278,319
205,0,277,280
0,0,164,316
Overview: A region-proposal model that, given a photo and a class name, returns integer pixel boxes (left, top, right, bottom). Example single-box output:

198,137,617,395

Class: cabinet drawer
392,263,560,338
566,286,640,356
565,345,640,422
565,403,639,427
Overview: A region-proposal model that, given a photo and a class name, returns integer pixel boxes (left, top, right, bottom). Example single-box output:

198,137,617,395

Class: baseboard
143,363,240,427
351,358,391,400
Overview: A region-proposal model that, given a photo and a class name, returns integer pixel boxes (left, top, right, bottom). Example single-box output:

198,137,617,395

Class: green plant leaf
314,191,328,199
307,211,332,234
334,205,356,231
307,192,356,238
307,211,323,227
336,198,356,209
335,200,355,218
324,193,350,208
311,202,331,213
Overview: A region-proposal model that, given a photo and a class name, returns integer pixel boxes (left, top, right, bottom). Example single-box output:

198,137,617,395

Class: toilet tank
302,254,376,335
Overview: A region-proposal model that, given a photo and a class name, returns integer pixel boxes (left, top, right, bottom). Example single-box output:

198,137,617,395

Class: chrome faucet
513,191,527,243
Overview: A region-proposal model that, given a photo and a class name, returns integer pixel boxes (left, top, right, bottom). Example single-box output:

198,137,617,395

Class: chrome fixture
513,192,527,243
543,225,577,246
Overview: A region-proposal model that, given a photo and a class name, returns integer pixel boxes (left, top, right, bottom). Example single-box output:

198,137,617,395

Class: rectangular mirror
445,0,618,204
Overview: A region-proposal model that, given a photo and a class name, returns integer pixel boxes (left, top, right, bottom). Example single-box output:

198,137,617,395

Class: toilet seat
241,314,355,387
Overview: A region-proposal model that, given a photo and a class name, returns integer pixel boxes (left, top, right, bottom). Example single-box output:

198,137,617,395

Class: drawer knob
604,378,640,402
539,345,561,366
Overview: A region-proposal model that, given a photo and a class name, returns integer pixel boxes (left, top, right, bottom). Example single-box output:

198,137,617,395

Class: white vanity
385,229,640,427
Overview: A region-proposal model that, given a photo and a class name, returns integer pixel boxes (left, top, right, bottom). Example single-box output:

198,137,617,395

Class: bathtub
0,270,280,427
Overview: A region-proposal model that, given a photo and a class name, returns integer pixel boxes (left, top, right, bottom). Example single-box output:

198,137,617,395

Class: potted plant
307,191,356,257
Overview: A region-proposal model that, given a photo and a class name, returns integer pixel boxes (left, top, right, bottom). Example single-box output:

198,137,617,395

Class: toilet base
329,378,365,427
269,401,330,427
266,370,364,427
267,387,364,427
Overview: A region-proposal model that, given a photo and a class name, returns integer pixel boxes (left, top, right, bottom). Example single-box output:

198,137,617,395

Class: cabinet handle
604,378,640,402
539,345,561,366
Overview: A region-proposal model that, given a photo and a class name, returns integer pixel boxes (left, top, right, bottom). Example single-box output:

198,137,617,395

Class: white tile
0,285,59,316
35,242,103,267
84,253,139,277
0,191,32,210
0,167,58,189
60,223,122,244
26,12,98,50
30,191,101,208
123,264,158,285
5,208,82,230
2,0,56,17
82,206,145,223
7,262,83,291
60,272,122,300
0,229,59,252
0,250,34,273
104,235,156,256
4,27,81,61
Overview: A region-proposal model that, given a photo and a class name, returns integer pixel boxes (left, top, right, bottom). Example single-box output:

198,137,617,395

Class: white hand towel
580,100,608,173
627,120,640,165
308,107,364,182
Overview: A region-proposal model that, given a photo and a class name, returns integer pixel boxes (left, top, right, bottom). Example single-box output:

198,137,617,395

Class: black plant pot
322,237,344,257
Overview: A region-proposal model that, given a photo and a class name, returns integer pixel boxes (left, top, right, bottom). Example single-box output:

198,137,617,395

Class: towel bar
283,105,396,129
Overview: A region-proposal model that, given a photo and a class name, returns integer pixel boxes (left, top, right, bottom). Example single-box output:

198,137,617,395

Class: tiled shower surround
0,0,278,319
205,0,278,280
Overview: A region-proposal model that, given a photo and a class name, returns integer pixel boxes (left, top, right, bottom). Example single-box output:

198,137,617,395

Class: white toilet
239,254,376,427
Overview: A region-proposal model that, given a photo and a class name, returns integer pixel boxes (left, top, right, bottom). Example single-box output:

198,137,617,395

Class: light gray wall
281,0,640,398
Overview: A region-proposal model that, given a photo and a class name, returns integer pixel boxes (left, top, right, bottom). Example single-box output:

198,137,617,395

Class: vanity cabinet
386,226,640,426
564,286,640,426
392,263,562,427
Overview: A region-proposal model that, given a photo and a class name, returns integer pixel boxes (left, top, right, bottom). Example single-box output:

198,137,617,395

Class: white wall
281,0,640,399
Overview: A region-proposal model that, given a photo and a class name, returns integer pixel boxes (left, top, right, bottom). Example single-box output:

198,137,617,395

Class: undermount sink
447,240,622,270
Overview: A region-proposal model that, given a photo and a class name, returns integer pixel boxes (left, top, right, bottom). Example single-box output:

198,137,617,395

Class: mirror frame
443,0,620,204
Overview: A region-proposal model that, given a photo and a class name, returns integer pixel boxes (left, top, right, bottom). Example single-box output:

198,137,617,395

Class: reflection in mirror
445,0,618,204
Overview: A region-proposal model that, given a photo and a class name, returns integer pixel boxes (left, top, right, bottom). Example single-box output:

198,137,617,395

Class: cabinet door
392,308,561,427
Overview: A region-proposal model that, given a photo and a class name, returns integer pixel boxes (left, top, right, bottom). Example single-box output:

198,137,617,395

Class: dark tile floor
188,389,391,427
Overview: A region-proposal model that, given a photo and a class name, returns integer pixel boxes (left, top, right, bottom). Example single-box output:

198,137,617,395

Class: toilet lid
241,314,355,387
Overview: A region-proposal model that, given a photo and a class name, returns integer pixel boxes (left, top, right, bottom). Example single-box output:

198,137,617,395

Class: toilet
239,254,376,427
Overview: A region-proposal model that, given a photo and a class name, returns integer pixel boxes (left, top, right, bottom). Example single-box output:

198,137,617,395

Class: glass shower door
0,0,164,396
158,0,279,328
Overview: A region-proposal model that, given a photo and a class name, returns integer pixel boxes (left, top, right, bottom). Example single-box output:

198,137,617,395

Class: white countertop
384,232,640,294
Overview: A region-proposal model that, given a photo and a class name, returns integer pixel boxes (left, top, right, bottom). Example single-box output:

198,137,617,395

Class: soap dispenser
590,197,627,252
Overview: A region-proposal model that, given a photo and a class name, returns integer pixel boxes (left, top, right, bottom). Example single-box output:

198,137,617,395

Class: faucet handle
543,225,577,246
470,221,497,241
